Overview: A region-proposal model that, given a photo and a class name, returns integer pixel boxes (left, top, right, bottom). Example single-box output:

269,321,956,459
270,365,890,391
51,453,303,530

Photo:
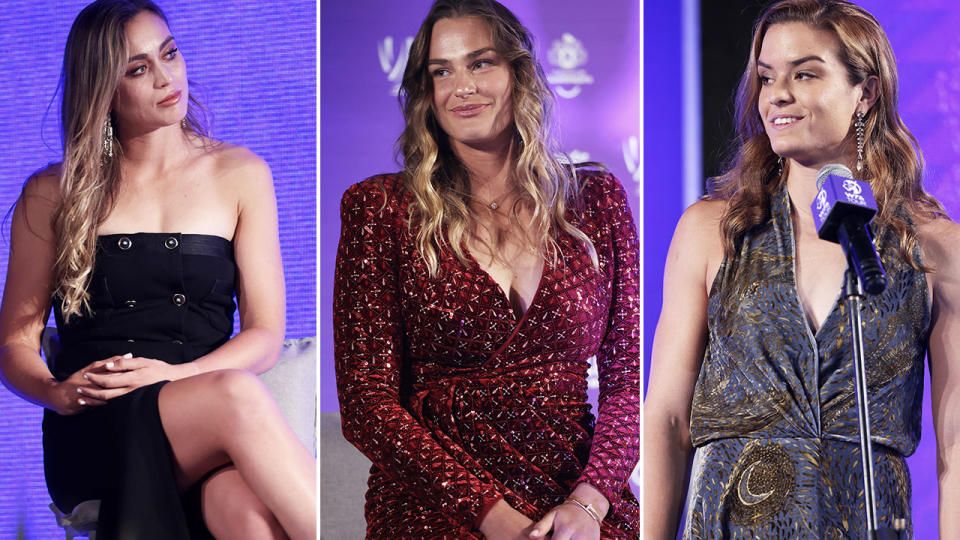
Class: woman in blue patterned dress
644,0,960,538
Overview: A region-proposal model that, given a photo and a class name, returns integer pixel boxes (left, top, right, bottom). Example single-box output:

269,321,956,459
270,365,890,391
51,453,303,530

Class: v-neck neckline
782,189,844,338
462,244,548,323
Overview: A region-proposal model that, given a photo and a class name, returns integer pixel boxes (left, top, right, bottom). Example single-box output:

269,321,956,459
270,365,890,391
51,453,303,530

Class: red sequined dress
334,171,640,538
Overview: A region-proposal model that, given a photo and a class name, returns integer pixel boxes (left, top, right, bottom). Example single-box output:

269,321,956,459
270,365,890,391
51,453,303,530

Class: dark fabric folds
45,232,235,539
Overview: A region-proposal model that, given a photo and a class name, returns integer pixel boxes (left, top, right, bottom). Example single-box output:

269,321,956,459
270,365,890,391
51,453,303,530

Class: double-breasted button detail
118,237,132,250
124,300,137,308
164,237,179,250
172,293,186,306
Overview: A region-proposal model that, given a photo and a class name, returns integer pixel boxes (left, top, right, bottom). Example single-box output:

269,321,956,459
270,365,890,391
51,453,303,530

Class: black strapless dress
44,233,236,539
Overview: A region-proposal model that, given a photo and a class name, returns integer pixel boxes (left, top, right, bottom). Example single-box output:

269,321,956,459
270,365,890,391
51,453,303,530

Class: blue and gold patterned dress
684,186,928,539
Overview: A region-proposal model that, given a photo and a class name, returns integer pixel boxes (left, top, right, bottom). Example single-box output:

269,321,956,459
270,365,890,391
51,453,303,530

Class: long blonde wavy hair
398,0,596,276
708,0,945,268
55,0,208,321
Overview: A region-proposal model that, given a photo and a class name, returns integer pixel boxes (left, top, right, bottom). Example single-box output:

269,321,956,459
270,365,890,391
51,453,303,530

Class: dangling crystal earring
102,115,114,160
181,118,188,129
855,111,866,173
776,155,784,176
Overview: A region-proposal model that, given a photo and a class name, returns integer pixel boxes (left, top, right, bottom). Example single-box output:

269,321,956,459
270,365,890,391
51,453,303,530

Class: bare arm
185,150,285,375
0,171,90,414
920,218,960,536
643,200,722,538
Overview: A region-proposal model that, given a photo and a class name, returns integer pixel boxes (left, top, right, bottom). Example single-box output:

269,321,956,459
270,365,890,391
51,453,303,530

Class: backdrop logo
622,136,640,182
378,36,413,96
546,33,594,99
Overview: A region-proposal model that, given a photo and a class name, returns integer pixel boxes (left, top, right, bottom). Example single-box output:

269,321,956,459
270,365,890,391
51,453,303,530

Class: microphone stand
841,264,904,540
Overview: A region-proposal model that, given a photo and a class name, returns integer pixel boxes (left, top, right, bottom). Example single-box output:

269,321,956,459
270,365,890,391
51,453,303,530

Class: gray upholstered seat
319,412,370,539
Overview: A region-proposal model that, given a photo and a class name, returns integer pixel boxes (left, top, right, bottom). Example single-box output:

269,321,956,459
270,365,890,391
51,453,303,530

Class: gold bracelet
563,496,602,525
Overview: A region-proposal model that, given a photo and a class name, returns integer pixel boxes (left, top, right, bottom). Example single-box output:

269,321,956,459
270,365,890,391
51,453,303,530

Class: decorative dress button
118,237,132,250
172,340,183,345
126,339,135,343
124,300,137,308
164,237,179,249
172,293,186,306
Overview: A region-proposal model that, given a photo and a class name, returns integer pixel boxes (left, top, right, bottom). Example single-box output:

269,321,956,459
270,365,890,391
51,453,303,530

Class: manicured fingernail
82,373,89,380
106,362,114,368
123,353,132,358
78,399,86,405
77,388,83,394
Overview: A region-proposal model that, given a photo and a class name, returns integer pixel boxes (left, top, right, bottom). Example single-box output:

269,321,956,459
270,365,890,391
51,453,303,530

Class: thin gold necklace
464,186,517,212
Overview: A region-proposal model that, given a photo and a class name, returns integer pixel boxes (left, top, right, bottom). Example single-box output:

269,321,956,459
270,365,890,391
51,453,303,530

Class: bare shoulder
205,141,272,186
916,215,960,277
678,198,725,227
15,164,62,240
673,199,725,250
21,163,61,202
668,198,727,290
197,142,275,218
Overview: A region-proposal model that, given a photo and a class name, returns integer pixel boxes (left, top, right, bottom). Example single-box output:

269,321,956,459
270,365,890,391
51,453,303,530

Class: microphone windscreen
816,163,854,189
812,165,877,243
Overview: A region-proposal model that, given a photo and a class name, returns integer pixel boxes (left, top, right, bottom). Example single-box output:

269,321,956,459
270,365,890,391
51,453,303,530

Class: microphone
812,164,886,295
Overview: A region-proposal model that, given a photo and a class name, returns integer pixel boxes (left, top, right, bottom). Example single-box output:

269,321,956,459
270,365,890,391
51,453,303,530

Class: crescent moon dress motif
727,442,796,526
737,461,775,506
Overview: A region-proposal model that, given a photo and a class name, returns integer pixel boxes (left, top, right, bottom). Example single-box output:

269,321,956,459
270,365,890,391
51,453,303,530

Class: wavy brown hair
397,0,597,276
708,0,945,268
54,0,208,321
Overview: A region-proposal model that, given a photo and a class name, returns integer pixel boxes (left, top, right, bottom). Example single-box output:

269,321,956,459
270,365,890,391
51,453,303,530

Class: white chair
41,328,317,539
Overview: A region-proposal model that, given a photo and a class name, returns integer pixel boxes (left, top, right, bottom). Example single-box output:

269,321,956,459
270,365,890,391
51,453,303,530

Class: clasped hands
480,484,606,540
51,354,188,415
528,500,601,540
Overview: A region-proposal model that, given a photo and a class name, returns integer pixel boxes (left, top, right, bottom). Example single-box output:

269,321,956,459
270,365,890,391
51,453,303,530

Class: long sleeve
575,173,641,507
333,177,503,528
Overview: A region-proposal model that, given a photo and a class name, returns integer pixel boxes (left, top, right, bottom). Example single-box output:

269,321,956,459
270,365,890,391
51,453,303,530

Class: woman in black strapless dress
0,1,315,538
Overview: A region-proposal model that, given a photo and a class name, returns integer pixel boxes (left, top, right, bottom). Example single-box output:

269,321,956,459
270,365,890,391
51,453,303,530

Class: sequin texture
334,172,640,538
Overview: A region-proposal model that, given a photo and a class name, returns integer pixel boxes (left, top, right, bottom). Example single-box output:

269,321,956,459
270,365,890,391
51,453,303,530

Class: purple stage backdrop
645,1,960,537
320,0,641,501
0,1,315,537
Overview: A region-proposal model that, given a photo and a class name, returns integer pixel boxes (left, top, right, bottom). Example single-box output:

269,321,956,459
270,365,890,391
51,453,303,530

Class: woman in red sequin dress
333,1,639,539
